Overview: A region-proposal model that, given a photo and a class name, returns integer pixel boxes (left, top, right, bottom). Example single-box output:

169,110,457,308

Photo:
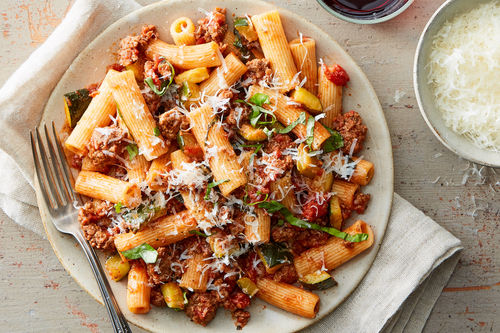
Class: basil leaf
189,230,211,238
154,127,160,136
144,60,175,96
177,133,185,150
249,93,270,106
322,126,344,153
121,243,158,264
205,118,218,143
126,143,138,160
305,116,315,147
278,112,306,134
245,191,269,206
259,200,369,243
263,127,275,138
234,17,249,27
204,179,230,200
114,202,123,213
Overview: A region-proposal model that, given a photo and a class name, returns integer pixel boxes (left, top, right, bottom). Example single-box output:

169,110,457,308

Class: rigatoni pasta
251,11,298,92
63,7,374,329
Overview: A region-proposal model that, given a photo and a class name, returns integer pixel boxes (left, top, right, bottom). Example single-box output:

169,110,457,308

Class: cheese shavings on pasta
427,2,500,151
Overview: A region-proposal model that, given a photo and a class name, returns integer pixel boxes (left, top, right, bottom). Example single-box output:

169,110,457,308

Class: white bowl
414,0,500,167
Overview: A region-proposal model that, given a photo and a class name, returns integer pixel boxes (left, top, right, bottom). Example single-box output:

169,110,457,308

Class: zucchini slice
177,131,204,160
256,243,293,274
104,253,130,281
238,123,267,141
237,277,259,297
296,143,322,178
329,195,343,230
63,89,92,128
161,282,186,309
300,271,337,290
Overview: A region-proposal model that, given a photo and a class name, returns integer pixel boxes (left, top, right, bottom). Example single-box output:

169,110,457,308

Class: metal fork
31,122,132,333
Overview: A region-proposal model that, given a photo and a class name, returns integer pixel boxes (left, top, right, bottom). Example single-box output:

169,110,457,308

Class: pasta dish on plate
61,7,375,329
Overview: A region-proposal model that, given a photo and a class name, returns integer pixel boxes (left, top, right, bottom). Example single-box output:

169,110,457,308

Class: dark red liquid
322,0,409,18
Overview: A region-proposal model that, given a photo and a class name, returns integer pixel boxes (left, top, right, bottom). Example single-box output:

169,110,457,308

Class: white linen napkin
0,0,462,332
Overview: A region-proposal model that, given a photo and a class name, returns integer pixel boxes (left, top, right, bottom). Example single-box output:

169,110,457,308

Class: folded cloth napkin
0,0,462,332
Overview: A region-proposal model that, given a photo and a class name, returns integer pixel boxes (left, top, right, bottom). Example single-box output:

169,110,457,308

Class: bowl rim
316,0,415,24
413,0,500,168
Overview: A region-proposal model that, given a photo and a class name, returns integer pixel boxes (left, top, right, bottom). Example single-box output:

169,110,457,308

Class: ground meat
195,8,227,49
292,229,329,255
271,224,299,243
78,200,115,250
185,292,219,326
223,291,251,312
158,107,189,146
143,91,162,115
186,236,213,257
264,133,295,154
232,309,250,330
353,192,370,214
331,110,367,155
118,25,157,66
227,211,246,236
85,82,100,98
239,251,266,281
301,194,330,222
146,246,183,285
225,103,251,128
106,63,125,73
272,264,298,284
241,59,273,88
210,277,234,304
85,124,127,172
150,287,166,307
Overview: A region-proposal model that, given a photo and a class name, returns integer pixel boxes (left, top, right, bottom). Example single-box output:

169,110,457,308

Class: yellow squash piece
237,277,259,297
104,253,130,281
175,67,210,85
329,195,343,230
296,143,322,178
238,123,267,141
291,87,323,114
161,282,186,309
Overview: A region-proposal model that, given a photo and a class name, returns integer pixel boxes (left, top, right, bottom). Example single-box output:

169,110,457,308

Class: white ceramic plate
37,1,394,332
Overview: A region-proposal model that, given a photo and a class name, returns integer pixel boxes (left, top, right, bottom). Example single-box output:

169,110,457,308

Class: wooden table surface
0,0,498,332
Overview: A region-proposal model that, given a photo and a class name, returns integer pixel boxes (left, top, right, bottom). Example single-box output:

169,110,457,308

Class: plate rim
36,0,394,331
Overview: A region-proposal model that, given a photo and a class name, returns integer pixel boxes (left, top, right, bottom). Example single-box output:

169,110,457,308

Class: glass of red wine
317,0,414,24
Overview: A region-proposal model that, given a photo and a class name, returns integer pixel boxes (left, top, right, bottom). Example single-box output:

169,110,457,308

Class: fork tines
30,122,77,212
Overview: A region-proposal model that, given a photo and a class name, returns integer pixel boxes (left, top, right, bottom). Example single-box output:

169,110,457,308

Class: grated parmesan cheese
427,2,500,151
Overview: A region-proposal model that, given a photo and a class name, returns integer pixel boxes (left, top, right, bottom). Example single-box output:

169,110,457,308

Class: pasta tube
248,85,331,150
65,70,118,154
244,208,271,244
75,171,140,208
127,261,151,314
107,70,169,161
331,179,359,208
293,220,374,278
146,40,221,69
251,11,298,92
114,211,197,252
318,64,342,126
256,278,319,318
199,52,247,96
145,153,172,191
188,104,247,196
127,155,150,184
289,37,317,94
170,17,196,46
179,253,211,292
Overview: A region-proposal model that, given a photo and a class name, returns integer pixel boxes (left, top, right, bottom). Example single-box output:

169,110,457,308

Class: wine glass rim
316,0,415,24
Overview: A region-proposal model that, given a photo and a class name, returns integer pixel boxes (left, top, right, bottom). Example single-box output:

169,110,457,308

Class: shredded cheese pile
427,2,500,151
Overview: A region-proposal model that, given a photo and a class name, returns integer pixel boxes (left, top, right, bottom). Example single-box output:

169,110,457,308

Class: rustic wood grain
0,0,498,332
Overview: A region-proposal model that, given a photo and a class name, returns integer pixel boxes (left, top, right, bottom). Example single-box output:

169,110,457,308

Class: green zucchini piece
329,195,343,230
237,277,259,297
256,243,293,274
63,89,92,128
300,271,337,290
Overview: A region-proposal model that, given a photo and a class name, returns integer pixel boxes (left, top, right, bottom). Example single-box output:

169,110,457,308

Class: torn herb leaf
259,200,369,242
154,127,160,136
126,143,138,160
204,179,230,200
189,230,211,238
305,116,315,147
234,17,249,27
322,126,344,153
278,112,306,134
121,243,158,264
114,202,123,213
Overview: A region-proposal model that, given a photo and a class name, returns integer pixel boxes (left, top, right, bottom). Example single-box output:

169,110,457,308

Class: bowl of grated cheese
414,0,500,167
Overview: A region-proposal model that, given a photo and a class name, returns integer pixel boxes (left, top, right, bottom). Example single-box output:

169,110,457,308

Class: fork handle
74,232,132,333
